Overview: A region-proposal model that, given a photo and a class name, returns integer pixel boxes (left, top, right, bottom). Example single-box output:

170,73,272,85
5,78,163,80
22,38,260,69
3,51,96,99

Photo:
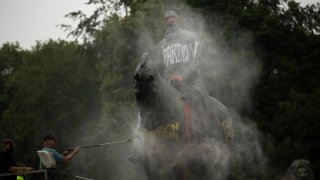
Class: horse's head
134,53,182,130
134,53,161,130
134,53,157,102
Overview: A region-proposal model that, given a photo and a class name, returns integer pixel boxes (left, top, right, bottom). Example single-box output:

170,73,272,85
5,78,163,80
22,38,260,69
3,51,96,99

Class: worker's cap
164,10,177,19
43,134,56,141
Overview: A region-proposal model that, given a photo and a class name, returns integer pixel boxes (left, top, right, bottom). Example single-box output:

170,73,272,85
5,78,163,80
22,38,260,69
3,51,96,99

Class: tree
0,40,101,165
0,43,26,137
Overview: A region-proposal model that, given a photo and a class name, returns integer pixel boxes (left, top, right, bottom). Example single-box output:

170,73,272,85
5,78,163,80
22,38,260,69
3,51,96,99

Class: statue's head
285,159,314,180
164,10,177,28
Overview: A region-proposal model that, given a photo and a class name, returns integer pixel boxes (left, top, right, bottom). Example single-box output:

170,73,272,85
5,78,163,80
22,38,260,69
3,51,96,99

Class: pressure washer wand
67,138,135,152
81,139,134,149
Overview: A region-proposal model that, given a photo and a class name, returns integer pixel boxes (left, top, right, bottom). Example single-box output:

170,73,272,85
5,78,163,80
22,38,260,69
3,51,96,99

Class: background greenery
1,0,319,179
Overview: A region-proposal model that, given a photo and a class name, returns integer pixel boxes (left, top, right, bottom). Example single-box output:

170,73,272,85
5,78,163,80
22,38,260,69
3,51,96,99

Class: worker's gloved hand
73,146,81,154
64,146,81,156
63,150,69,156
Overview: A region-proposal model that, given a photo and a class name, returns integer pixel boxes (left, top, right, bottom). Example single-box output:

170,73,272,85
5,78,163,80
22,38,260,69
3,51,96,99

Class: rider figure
156,10,209,144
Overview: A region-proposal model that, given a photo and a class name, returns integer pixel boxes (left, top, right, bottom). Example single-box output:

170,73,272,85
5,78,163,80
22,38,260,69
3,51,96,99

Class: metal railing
0,170,94,180
0,169,48,180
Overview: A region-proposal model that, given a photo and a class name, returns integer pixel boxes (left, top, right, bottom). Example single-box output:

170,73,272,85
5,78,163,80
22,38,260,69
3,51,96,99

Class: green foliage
59,0,131,42
0,43,26,137
0,40,101,166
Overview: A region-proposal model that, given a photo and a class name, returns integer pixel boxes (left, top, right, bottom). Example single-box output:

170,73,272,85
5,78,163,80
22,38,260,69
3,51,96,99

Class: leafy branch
58,0,130,43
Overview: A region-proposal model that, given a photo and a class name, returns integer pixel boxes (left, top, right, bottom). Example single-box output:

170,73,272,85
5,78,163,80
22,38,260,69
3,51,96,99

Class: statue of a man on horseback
133,10,234,180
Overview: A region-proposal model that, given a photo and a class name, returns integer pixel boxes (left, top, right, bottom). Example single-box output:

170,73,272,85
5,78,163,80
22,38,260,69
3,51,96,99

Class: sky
0,0,319,50
0,0,97,49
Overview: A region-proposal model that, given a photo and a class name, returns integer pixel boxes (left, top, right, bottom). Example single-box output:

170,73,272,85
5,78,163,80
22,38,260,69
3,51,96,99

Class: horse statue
133,52,234,180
